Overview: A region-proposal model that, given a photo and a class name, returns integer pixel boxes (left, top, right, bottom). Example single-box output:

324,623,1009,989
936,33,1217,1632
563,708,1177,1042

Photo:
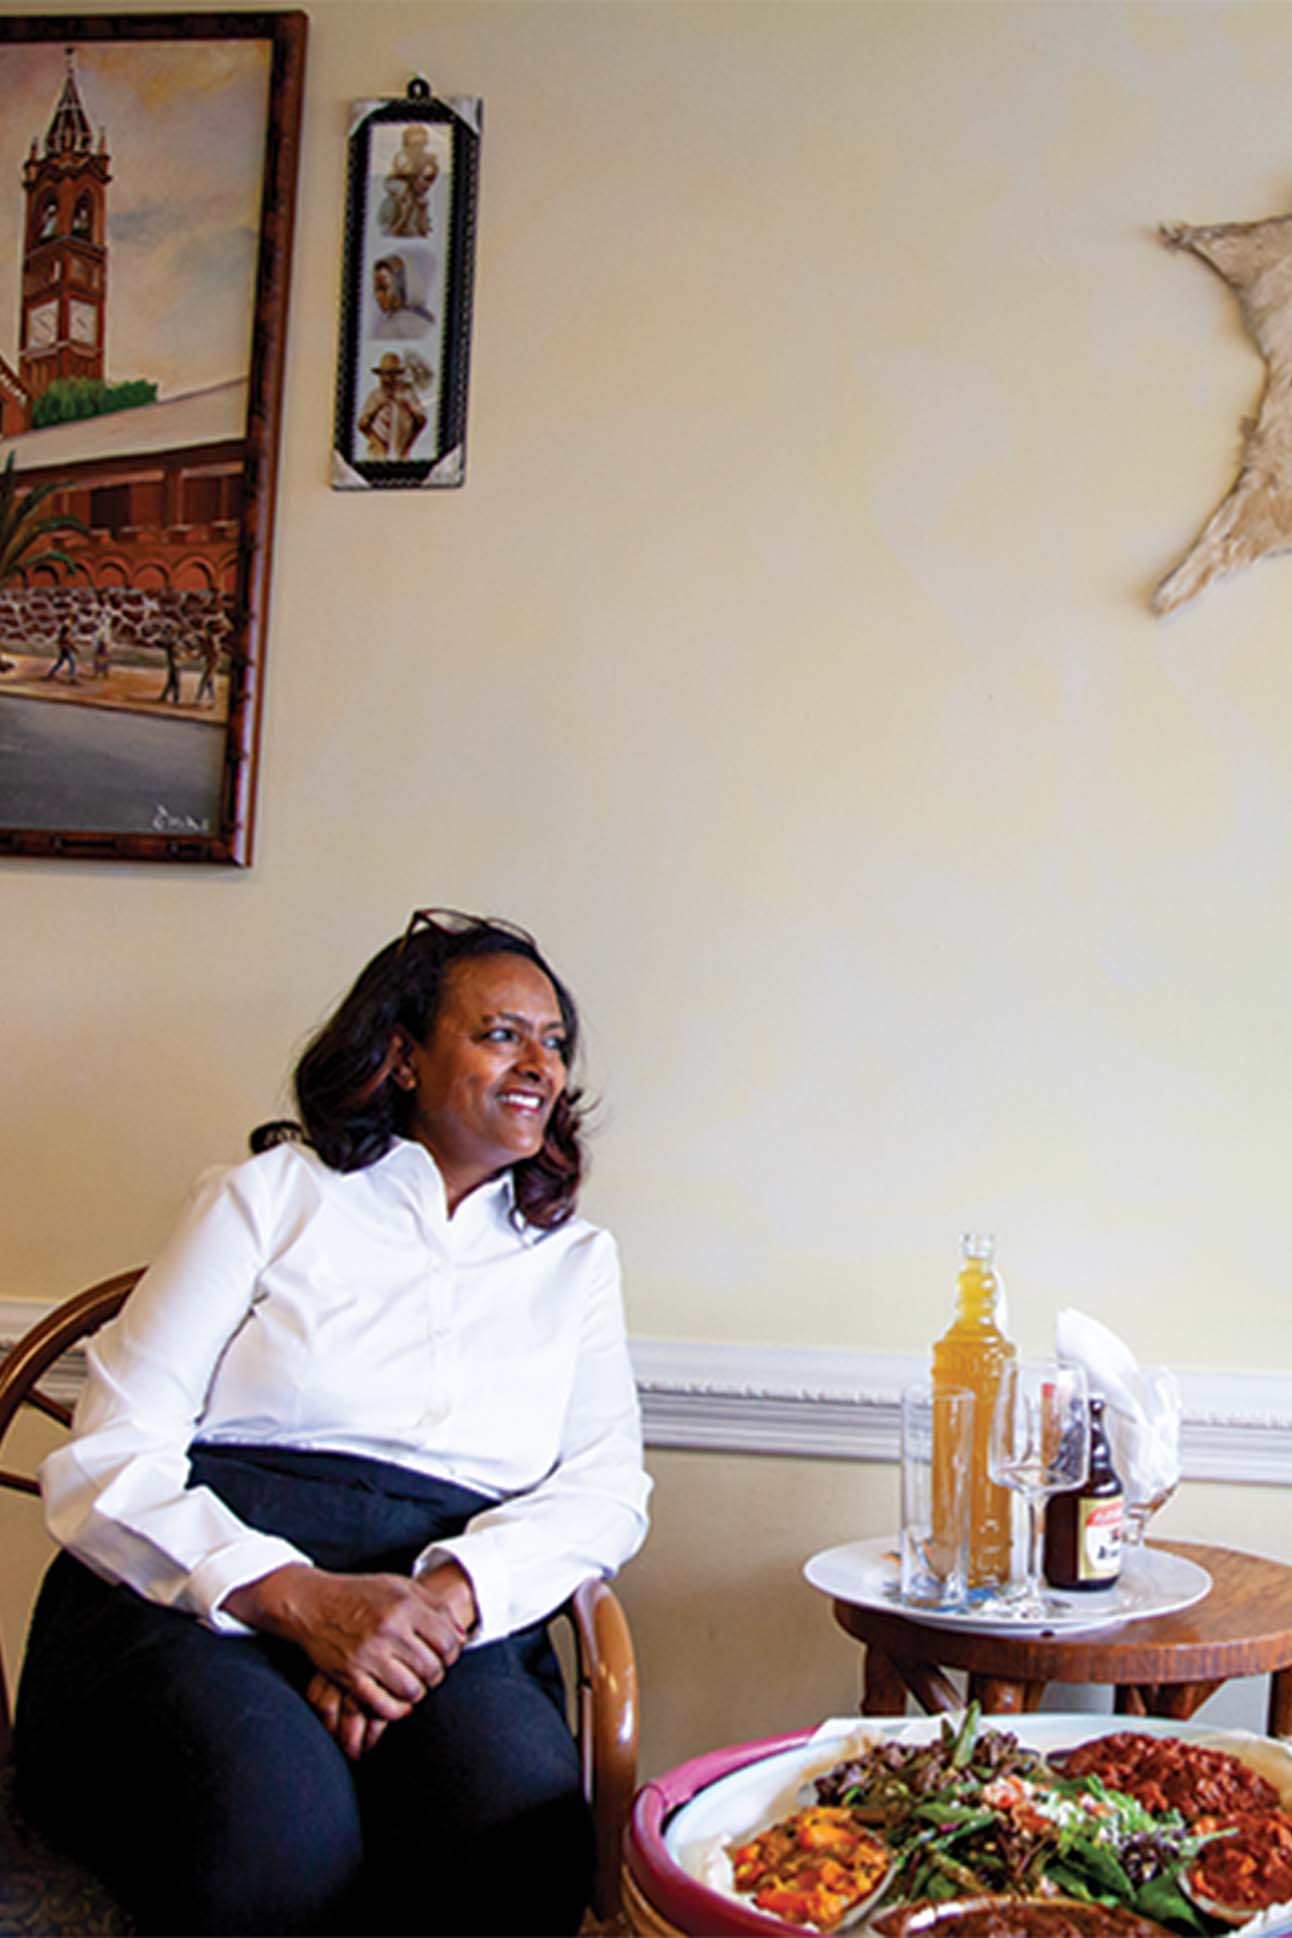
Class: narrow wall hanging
1154,209,1292,616
0,11,306,866
332,76,481,490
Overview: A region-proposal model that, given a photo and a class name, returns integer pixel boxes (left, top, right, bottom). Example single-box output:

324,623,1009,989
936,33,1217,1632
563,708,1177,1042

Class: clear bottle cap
961,1232,996,1261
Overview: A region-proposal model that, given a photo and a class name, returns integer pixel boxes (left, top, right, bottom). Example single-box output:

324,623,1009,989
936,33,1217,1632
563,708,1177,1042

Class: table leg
1115,1686,1150,1716
1268,1668,1292,1739
1146,1680,1224,1721
968,1674,1043,1714
900,1663,962,1716
861,1647,908,1716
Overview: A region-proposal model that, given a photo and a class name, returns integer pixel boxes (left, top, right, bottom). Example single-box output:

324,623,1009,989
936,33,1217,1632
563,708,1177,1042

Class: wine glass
1106,1365,1182,1548
987,1360,1091,1620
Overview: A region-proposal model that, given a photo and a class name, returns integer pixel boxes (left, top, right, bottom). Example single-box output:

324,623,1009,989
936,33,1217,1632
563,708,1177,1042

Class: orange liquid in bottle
931,1233,1016,1594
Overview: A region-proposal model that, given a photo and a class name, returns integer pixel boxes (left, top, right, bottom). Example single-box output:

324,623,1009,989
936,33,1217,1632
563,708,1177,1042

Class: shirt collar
380,1137,522,1236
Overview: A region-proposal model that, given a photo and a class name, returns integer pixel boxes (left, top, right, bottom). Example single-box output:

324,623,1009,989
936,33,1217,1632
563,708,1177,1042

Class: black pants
15,1446,593,1938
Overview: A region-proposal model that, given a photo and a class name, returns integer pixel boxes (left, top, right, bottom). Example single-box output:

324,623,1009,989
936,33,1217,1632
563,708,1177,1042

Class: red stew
1061,1731,1279,1819
1189,1807,1292,1910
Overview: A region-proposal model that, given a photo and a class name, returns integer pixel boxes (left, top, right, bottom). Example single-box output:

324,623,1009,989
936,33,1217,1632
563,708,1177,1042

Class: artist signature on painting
151,804,211,835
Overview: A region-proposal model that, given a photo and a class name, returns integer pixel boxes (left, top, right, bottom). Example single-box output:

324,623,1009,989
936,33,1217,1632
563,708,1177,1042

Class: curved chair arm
567,1575,639,1922
0,1270,143,1759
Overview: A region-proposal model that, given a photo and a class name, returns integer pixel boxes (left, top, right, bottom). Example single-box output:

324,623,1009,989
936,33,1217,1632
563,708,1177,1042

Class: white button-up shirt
40,1139,651,1645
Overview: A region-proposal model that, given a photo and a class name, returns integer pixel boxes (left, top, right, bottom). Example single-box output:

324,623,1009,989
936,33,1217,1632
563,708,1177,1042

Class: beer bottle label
1078,1496,1123,1580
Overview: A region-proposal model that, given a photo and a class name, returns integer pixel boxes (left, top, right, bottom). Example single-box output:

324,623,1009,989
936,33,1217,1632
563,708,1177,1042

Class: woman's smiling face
395,953,569,1211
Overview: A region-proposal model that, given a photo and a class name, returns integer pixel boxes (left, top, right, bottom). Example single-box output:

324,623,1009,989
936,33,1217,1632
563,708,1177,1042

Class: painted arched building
5,378,244,601
0,378,245,666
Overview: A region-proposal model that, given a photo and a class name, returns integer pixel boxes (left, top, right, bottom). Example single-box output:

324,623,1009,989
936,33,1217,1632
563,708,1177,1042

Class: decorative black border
332,80,481,490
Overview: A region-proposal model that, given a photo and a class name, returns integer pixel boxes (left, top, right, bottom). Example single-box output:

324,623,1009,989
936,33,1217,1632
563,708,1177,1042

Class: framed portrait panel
0,10,306,866
332,79,481,490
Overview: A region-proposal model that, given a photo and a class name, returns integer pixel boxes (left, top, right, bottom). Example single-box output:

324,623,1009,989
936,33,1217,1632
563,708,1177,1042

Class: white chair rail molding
2,1303,1287,1487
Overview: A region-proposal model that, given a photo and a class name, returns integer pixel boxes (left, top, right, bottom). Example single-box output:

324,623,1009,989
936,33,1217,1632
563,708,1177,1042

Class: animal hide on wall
1154,211,1292,617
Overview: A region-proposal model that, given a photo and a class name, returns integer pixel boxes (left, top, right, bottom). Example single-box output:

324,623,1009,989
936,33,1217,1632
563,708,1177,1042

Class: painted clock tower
19,48,110,402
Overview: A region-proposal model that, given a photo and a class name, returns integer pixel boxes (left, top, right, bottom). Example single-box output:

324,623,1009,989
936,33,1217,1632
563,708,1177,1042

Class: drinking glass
987,1359,1091,1620
899,1382,974,1609
1106,1365,1182,1547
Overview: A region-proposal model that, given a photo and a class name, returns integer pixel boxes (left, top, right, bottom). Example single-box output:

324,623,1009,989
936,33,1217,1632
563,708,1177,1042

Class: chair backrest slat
23,1390,73,1430
0,1270,144,1466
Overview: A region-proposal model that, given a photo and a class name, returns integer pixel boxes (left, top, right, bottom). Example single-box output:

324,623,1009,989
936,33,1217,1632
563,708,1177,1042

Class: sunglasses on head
395,907,539,959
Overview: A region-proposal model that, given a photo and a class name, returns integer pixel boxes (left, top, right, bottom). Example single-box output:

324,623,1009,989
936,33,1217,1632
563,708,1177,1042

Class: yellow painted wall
5,0,1292,1780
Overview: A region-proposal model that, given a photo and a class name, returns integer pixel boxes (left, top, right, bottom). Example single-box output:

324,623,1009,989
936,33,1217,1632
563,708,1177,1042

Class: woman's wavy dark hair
249,912,587,1230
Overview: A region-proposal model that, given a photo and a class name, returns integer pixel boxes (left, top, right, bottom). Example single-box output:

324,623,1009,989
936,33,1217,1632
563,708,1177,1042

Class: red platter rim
626,1729,827,1937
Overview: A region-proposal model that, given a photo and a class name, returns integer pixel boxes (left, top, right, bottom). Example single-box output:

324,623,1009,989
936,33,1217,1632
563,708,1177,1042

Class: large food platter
625,1712,1292,1938
803,1539,1212,1637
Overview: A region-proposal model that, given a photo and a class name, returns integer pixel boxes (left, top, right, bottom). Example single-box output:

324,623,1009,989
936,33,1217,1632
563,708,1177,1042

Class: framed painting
332,77,481,491
0,10,307,866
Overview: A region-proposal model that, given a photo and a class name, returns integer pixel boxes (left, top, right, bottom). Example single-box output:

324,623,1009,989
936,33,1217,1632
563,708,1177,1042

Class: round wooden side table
826,1540,1292,1732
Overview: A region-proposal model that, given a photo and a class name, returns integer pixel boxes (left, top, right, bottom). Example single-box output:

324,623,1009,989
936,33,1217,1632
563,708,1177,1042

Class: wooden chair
0,1270,639,1933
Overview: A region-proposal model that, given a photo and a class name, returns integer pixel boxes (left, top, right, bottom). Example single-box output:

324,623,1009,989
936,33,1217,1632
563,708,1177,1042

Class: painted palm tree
0,448,90,586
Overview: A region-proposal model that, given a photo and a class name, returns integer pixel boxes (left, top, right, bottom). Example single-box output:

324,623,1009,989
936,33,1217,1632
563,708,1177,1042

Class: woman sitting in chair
15,910,651,1938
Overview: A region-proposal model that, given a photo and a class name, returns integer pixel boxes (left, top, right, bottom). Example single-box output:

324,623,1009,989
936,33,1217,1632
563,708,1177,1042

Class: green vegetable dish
811,1706,1227,1934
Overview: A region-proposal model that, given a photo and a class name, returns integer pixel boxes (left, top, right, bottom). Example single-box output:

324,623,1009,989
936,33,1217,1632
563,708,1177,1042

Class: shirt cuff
189,1534,316,1634
413,1538,503,1645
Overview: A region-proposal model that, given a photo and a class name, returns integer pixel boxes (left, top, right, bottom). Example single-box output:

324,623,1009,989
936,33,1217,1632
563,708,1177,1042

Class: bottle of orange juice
931,1233,1016,1595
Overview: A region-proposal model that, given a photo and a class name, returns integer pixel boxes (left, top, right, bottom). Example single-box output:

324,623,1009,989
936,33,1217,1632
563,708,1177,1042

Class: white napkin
1055,1307,1181,1509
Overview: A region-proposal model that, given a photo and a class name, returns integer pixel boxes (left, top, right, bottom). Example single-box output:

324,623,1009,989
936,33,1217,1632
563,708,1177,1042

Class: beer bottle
1044,1395,1123,1591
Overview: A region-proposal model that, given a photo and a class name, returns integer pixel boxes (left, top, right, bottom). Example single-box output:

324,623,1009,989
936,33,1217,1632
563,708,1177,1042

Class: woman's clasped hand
14,910,651,1938
227,1554,478,1755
